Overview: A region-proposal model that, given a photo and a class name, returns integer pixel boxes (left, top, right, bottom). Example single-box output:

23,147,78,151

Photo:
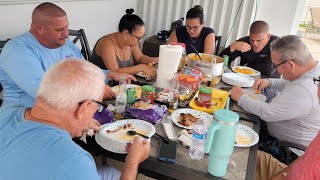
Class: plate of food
171,108,213,129
222,73,254,87
136,67,158,79
242,89,267,102
232,66,261,77
111,84,142,99
95,119,156,154
234,124,259,147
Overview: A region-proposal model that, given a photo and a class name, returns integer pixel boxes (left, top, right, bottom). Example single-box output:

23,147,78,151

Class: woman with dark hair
167,5,216,54
91,9,157,78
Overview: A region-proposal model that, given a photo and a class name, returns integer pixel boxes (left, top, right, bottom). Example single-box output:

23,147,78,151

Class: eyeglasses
272,60,289,69
92,100,109,112
186,25,201,31
313,77,320,85
130,32,145,42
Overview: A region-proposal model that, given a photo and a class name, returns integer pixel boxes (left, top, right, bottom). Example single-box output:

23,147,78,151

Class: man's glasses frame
92,100,109,112
313,77,320,85
272,60,289,69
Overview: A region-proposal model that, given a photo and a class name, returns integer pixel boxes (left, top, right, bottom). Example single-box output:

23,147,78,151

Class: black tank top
176,26,215,54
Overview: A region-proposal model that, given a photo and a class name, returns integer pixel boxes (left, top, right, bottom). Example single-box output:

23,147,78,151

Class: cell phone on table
158,140,177,163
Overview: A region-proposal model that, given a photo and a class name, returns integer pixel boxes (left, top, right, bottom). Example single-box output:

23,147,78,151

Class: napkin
79,129,94,144
177,129,192,147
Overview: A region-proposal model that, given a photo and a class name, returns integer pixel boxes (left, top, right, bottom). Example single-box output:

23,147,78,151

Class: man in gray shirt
230,35,320,164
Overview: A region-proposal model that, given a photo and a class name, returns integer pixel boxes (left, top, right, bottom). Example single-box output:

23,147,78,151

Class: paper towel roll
156,44,183,89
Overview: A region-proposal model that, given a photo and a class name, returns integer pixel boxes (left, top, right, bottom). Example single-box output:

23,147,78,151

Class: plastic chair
68,29,91,60
215,36,222,55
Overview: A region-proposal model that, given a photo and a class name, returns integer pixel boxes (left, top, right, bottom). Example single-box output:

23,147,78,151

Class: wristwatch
281,171,288,177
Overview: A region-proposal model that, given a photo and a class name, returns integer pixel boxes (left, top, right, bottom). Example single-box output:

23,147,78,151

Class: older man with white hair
0,59,149,180
230,35,320,164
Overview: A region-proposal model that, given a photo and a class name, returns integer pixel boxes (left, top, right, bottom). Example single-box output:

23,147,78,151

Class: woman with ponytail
91,9,157,78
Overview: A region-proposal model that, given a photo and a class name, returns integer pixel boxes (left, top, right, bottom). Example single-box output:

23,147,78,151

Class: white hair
37,59,105,111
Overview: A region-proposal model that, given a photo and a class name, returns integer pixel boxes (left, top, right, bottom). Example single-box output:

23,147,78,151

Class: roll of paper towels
156,44,183,88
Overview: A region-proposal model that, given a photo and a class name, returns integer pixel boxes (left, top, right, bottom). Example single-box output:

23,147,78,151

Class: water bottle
115,74,127,117
169,73,179,112
189,118,208,160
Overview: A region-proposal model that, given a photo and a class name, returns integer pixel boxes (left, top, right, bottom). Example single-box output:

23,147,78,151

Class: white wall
0,0,138,49
255,0,306,36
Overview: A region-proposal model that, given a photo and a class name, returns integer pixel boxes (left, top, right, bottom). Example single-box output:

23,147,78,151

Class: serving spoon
190,44,202,61
127,130,150,139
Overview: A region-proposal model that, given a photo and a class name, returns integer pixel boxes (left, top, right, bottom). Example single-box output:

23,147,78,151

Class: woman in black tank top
91,9,157,79
167,5,216,55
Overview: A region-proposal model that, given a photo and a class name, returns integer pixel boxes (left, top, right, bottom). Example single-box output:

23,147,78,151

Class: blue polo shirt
0,32,101,107
0,105,100,180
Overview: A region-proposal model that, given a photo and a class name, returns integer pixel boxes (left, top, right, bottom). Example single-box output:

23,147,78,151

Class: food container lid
142,85,155,92
170,42,186,48
199,86,212,94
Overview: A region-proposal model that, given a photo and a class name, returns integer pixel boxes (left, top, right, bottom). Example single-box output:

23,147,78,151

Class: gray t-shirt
238,62,320,150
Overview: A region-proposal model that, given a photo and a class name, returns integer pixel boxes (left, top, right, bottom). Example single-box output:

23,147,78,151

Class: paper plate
232,66,261,77
136,69,157,78
171,108,213,130
234,124,259,147
242,89,267,102
95,119,156,154
111,84,142,99
222,73,254,87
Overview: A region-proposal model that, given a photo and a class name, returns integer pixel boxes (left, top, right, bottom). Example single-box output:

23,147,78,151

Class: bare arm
203,33,215,54
132,45,158,64
271,156,302,180
166,30,178,45
97,37,153,76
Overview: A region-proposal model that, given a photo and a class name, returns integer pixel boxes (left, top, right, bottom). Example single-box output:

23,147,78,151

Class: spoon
127,130,150,139
190,44,202,61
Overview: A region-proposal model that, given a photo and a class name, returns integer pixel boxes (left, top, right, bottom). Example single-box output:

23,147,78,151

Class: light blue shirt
0,105,100,180
0,32,108,107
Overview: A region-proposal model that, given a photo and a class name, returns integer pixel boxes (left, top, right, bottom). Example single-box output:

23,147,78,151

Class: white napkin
177,129,192,147
79,129,94,144
162,116,176,140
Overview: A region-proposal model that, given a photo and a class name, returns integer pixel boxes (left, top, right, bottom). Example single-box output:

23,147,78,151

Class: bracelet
280,171,288,177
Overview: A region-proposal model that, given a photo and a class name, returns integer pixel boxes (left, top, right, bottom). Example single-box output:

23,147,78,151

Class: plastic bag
178,67,203,92
122,101,167,124
93,109,115,125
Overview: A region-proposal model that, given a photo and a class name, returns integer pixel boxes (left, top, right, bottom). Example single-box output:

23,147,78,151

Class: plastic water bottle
189,118,208,160
115,74,127,117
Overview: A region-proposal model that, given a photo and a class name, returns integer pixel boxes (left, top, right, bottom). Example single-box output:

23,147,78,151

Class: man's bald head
32,2,66,24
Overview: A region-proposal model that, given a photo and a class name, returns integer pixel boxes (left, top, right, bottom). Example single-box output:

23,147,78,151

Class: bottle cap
199,86,212,94
142,85,155,92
